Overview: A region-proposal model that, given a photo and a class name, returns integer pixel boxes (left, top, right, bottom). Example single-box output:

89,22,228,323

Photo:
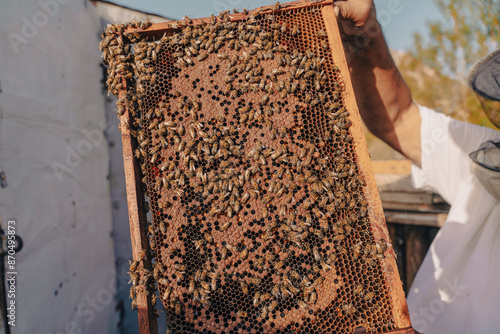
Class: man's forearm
344,22,422,165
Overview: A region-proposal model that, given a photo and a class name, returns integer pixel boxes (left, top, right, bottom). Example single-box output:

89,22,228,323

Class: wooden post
388,224,407,294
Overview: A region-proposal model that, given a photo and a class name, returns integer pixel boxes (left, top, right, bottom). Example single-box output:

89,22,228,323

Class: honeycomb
101,1,414,333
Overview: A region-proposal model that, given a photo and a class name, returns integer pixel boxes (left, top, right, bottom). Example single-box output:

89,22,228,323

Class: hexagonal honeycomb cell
101,1,414,333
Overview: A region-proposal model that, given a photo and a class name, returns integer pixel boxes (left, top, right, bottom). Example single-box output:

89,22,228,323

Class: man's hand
333,0,377,37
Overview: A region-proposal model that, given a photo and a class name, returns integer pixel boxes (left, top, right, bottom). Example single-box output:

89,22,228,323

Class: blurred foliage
407,0,499,128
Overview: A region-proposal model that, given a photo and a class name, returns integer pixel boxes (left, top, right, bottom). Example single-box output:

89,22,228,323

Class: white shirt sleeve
411,105,500,205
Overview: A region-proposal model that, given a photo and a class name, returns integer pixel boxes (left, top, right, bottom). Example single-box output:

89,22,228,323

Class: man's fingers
333,5,340,17
332,1,353,20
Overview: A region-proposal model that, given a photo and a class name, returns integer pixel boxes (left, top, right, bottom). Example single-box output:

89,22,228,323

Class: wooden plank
381,201,444,212
384,212,447,228
404,226,429,290
380,192,435,205
119,83,158,334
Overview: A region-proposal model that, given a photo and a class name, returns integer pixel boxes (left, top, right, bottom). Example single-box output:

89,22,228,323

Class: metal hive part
101,1,415,333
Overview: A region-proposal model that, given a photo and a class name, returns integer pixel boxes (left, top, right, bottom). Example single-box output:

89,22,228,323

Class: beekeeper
332,0,500,333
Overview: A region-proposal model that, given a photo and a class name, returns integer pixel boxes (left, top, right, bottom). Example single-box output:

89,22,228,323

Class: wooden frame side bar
119,81,159,334
322,6,414,331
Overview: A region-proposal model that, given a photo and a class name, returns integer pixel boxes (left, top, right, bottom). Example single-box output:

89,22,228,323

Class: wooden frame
117,1,417,332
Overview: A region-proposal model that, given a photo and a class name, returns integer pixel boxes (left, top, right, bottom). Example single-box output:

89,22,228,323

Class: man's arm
333,0,422,166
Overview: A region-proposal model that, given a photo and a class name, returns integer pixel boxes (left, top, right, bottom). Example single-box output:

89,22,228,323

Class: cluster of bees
101,2,397,333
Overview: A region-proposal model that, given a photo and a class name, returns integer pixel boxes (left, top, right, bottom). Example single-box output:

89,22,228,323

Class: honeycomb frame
102,1,416,333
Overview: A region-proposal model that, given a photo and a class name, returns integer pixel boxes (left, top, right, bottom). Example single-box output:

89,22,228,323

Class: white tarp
0,0,119,333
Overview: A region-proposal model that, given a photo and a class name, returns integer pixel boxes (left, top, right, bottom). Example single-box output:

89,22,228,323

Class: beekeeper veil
468,50,500,200
470,141,500,201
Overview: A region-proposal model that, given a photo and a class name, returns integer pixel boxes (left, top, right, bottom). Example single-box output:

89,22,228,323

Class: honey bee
319,218,329,231
333,235,345,242
204,232,214,244
249,189,258,200
193,239,204,250
177,58,187,67
320,260,331,272
337,245,348,255
221,246,228,260
309,291,317,305
163,286,172,301
278,127,287,139
312,276,325,288
225,243,238,253
174,263,186,272
237,310,247,318
260,94,270,105
260,306,269,319
278,204,287,216
129,260,139,273
194,269,203,282
253,291,261,306
240,248,248,260
268,300,278,312
166,247,179,257
298,300,308,311
317,28,327,38
130,298,138,311
262,195,274,204
239,279,249,295
250,277,262,285
308,207,322,219
376,239,388,254
353,284,364,296
262,206,268,218
227,206,234,218
174,300,182,315
274,259,285,269
342,303,356,315
254,257,265,267
209,206,219,217
265,253,275,262
188,279,196,294
313,247,322,262
364,291,376,301
200,280,211,292
280,284,292,297
229,89,239,99
220,221,232,232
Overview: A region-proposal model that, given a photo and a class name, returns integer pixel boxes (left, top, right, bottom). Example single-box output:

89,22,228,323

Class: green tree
409,0,500,127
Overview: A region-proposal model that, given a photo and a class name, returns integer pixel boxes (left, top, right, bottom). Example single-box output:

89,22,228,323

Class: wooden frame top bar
125,0,333,41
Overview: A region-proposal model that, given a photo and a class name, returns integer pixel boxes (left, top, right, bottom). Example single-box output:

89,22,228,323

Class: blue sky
109,0,446,51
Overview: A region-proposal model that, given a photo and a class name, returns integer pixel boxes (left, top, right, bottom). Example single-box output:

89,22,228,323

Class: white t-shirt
407,105,500,334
